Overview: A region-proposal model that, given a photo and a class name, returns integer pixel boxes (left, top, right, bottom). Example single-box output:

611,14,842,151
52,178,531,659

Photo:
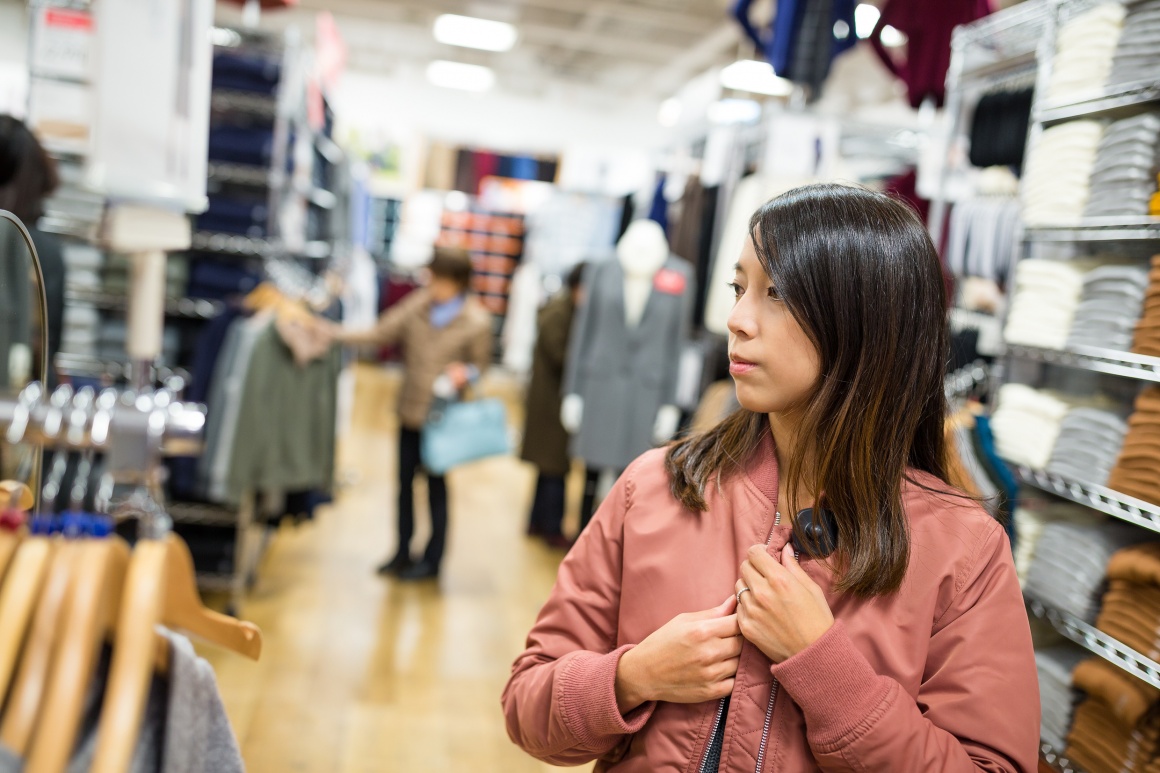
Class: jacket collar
743,422,779,506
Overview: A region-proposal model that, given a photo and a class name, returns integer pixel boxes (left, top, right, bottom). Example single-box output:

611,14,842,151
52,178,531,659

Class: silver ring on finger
736,587,751,605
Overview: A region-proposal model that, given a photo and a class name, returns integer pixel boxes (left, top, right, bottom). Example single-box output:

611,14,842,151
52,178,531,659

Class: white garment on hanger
502,262,542,375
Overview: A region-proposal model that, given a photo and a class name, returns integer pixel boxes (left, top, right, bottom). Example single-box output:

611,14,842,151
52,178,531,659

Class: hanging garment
501,262,541,374
521,291,577,478
562,256,695,470
0,629,243,772
731,0,855,86
869,0,992,108
647,176,668,235
669,175,705,264
968,88,1034,172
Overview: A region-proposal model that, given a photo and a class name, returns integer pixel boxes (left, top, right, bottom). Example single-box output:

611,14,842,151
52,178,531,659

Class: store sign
31,8,93,82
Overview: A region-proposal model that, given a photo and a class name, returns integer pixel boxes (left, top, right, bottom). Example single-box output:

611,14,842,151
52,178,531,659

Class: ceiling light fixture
426,60,496,92
707,98,762,125
880,24,908,47
433,14,518,52
854,3,880,38
658,98,682,127
720,60,794,97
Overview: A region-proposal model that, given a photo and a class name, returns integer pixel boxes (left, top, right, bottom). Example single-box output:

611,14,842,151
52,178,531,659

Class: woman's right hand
614,596,742,713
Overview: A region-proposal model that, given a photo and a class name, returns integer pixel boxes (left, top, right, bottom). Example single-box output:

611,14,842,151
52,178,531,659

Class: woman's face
727,236,821,415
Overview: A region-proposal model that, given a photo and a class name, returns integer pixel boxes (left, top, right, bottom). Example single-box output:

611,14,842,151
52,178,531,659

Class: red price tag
653,269,687,295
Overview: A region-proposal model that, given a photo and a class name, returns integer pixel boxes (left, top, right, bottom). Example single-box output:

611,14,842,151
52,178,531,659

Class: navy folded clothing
212,51,281,95
187,258,262,300
208,126,275,166
196,195,269,237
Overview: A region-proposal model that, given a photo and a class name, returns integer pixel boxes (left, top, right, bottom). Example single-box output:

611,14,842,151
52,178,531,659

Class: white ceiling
216,0,749,105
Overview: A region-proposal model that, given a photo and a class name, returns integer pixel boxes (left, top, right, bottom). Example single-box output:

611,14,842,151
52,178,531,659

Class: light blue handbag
421,397,511,474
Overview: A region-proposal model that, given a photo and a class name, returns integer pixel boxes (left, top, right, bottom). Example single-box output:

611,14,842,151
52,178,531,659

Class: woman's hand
735,544,834,664
615,596,742,714
444,362,471,390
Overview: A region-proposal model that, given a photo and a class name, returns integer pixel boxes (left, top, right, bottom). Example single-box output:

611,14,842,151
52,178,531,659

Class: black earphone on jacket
790,507,838,558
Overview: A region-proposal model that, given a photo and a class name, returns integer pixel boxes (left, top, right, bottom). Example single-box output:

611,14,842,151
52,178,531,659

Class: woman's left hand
735,543,834,663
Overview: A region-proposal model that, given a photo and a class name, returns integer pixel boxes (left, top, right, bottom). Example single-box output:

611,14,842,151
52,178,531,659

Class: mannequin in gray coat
562,220,694,526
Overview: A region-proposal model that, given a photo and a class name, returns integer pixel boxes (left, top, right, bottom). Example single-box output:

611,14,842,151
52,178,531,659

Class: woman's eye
728,282,743,299
767,286,782,301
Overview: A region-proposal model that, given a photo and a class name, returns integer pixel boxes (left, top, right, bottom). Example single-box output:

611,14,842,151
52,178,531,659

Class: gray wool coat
562,255,694,470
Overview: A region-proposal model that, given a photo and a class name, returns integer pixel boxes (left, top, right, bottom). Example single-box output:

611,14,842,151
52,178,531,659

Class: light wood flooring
201,363,590,772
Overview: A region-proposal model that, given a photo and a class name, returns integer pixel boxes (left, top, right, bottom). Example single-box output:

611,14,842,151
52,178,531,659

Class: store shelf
168,501,239,528
192,231,277,257
1012,465,1160,535
315,133,343,164
1026,597,1160,690
1006,343,1160,384
211,89,278,118
1037,80,1160,125
207,162,275,187
1040,742,1084,773
67,289,224,320
1024,218,1160,242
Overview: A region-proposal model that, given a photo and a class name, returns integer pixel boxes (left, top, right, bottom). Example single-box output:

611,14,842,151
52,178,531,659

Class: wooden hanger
90,535,261,773
0,538,53,704
0,539,78,755
26,537,129,773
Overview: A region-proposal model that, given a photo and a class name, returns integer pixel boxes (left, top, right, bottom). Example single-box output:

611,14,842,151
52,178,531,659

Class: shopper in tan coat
336,248,492,580
502,184,1040,771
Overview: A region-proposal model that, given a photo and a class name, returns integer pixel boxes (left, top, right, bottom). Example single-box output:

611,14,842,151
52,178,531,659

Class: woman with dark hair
0,115,64,387
502,184,1038,772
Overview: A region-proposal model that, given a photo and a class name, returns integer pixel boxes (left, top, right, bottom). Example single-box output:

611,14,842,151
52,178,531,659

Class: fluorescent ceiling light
854,3,880,38
433,14,518,52
658,98,682,127
707,98,761,125
720,60,794,97
426,60,495,92
880,24,908,47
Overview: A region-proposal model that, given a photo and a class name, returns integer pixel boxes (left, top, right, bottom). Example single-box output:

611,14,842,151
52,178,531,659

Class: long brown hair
666,183,951,598
0,116,59,225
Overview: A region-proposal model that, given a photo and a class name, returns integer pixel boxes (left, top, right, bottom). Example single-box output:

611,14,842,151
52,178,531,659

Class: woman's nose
727,297,756,339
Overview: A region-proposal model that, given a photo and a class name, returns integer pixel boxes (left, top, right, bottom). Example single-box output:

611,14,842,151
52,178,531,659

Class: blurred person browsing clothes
0,115,65,388
332,247,492,581
521,262,586,549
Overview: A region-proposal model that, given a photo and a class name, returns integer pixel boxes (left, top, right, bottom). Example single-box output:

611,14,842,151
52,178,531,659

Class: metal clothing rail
1026,597,1160,691
1012,465,1160,534
1006,343,1160,383
1040,742,1085,773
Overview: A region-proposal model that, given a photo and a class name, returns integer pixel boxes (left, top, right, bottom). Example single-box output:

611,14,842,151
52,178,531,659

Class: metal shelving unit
1024,218,1160,242
67,289,223,320
1027,597,1160,691
192,230,278,257
211,89,278,118
1006,343,1160,383
1040,742,1085,773
1013,465,1160,534
207,161,275,187
1037,79,1160,125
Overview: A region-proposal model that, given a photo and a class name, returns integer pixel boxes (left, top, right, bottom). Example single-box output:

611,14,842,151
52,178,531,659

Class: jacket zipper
755,512,795,773
698,699,728,773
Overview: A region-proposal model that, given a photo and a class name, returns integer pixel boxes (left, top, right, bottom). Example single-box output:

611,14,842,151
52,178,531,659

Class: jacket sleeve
501,465,657,764
770,520,1040,773
338,290,423,347
468,307,494,377
561,262,599,399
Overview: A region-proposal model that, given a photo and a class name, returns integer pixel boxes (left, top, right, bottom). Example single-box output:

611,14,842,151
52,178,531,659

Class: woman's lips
729,358,758,376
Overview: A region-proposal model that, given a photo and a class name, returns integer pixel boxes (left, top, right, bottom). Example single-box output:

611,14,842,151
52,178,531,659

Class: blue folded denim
213,51,281,95
208,127,275,166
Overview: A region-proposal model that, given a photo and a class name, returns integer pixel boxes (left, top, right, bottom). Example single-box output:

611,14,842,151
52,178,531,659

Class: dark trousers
398,427,448,568
528,473,566,537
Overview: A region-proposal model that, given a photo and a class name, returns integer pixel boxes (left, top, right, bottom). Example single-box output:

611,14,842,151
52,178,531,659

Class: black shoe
377,553,412,576
397,559,440,581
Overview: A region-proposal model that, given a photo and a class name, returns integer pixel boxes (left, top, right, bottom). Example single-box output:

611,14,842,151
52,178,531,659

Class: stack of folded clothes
1066,263,1149,351
1133,256,1160,358
1035,644,1088,752
1023,121,1107,226
992,384,1077,469
1096,542,1160,661
1024,518,1146,621
1083,113,1160,218
1108,0,1160,88
1005,259,1102,348
1066,657,1160,773
1107,386,1160,505
1046,407,1129,486
1045,2,1126,103
1014,501,1099,586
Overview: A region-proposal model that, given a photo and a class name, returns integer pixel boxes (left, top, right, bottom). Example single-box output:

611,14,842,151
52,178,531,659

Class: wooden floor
202,363,590,773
